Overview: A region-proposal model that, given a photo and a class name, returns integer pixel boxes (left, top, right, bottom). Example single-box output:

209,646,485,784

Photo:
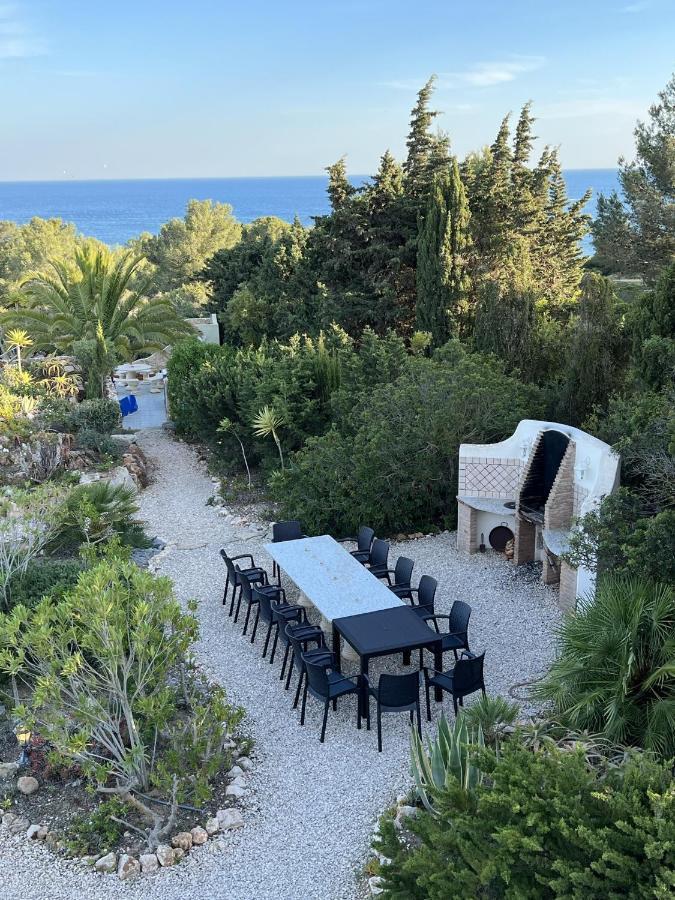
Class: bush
71,398,121,435
63,798,129,856
6,558,83,609
535,577,675,757
48,481,148,552
273,353,542,535
76,427,122,458
377,741,675,899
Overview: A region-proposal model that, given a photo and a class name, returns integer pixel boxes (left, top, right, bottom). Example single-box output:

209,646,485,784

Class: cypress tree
325,157,356,212
404,77,441,200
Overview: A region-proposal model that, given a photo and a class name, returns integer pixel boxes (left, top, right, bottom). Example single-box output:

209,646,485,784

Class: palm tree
4,328,33,373
3,245,194,395
252,405,285,470
535,577,675,757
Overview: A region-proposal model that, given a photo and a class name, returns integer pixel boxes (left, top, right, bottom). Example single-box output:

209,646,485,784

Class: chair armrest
230,553,256,565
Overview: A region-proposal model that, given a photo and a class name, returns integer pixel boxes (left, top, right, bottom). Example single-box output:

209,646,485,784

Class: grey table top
264,535,403,623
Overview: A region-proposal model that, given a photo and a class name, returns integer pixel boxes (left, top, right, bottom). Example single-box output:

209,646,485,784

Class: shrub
63,798,129,856
71,398,121,435
535,577,675,757
376,741,675,899
6,558,83,609
273,353,542,535
76,427,122,459
48,481,148,552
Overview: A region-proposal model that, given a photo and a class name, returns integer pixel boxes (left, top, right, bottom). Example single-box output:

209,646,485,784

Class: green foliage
63,797,129,856
48,481,147,552
376,741,675,899
593,73,675,282
273,352,542,535
71,398,121,435
460,694,519,747
536,577,675,757
6,558,83,609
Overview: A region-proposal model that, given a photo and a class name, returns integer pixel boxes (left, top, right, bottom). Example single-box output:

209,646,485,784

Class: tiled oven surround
458,457,523,498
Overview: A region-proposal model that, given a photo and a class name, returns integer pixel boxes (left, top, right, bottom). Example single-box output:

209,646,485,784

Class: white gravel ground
0,428,562,900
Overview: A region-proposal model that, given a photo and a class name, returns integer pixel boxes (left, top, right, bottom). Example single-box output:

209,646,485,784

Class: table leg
433,642,443,703
332,623,342,672
402,649,411,666
360,656,369,724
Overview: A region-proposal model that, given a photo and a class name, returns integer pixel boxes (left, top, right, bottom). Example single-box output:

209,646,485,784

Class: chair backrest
252,584,273,622
220,549,237,584
377,671,420,708
272,520,303,543
236,566,253,603
449,600,471,639
417,575,437,614
394,556,414,587
357,526,375,552
370,538,389,568
303,657,331,697
453,652,485,696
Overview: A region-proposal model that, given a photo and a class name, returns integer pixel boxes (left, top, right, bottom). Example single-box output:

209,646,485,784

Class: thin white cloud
380,56,545,92
537,98,644,120
0,4,46,59
622,1,650,12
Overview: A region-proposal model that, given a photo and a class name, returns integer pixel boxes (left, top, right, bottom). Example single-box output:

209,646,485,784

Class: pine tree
511,102,538,236
325,157,356,212
415,160,471,344
467,115,513,275
403,77,441,200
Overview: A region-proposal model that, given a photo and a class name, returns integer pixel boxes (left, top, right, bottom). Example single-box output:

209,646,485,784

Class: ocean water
0,170,620,250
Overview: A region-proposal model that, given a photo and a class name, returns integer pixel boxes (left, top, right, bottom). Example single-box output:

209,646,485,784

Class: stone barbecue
456,420,620,609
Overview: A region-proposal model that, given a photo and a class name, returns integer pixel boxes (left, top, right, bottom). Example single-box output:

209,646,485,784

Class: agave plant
252,405,285,470
410,713,484,815
535,577,675,758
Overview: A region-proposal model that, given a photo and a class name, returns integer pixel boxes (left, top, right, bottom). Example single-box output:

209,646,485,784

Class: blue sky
1,0,673,180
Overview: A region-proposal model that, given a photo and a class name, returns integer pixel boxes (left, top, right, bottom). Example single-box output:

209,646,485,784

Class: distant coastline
0,170,621,249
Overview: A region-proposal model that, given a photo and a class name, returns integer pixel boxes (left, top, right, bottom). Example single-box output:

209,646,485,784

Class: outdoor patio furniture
236,567,281,635
219,549,268,615
406,575,438,618
384,556,415,593
365,538,390,579
363,671,422,752
271,520,307,582
250,583,307,655
300,658,361,742
423,651,486,719
284,623,333,707
276,619,326,674
338,526,375,564
424,600,472,661
332,606,444,719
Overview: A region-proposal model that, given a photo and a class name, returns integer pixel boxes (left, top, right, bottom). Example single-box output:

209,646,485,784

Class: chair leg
453,696,459,716
332,697,337,711
281,643,292,681
320,700,330,743
233,585,243,622
250,607,260,643
293,669,304,709
270,627,280,664
242,602,252,636
284,655,295,691
262,621,273,658
416,702,422,739
300,683,308,725
223,580,229,607
377,706,382,753
425,679,432,722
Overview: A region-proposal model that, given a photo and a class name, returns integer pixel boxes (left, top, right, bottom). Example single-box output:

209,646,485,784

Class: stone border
0,749,254,881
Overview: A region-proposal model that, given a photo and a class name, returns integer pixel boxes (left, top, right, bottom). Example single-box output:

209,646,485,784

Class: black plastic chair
364,671,422,752
406,575,438,618
271,520,307,582
384,556,415,594
276,617,325,675
250,584,307,656
285,624,333,708
220,549,268,616
235,567,280,635
424,600,471,661
300,657,361,742
366,538,390,579
344,526,375,564
424,651,486,719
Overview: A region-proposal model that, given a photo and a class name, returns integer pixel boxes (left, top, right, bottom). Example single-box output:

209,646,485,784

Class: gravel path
0,428,563,900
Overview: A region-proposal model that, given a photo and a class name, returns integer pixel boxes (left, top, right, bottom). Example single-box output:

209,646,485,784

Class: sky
1,0,674,180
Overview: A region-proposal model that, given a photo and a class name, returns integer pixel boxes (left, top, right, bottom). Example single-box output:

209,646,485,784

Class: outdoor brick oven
457,420,620,609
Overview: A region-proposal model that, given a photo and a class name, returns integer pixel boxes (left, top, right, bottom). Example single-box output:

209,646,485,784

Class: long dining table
264,534,444,714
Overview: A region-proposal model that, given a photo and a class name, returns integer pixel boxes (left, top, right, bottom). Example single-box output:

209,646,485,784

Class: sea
0,170,620,252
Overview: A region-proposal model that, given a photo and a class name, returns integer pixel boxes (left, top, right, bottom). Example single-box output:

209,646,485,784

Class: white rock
117,853,140,880
394,805,419,830
173,847,185,862
94,852,117,873
205,817,220,835
155,844,175,867
108,465,137,493
26,824,42,839
190,826,208,845
170,831,192,851
139,853,159,874
236,756,253,771
225,783,245,800
216,808,244,831
0,762,19,781
17,775,39,795
369,875,385,895
227,765,244,778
